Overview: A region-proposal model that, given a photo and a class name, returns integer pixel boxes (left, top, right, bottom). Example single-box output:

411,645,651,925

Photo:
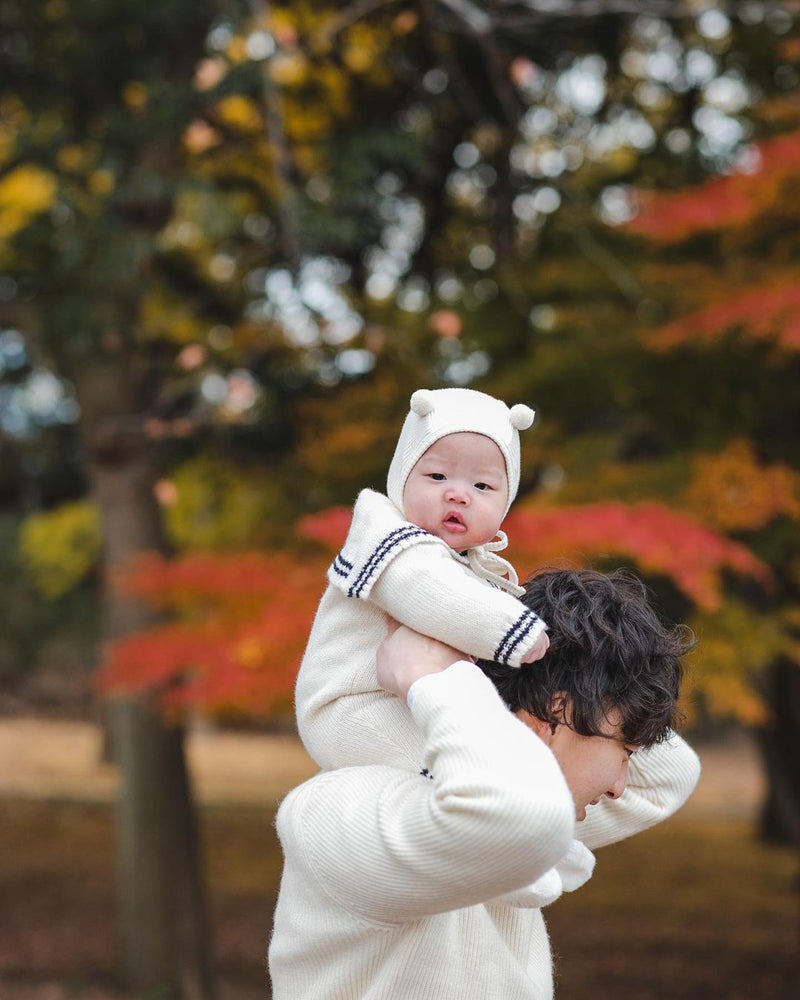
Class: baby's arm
368,540,547,668
521,631,549,663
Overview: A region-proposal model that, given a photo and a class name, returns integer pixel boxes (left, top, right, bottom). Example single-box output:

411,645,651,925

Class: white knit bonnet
386,388,535,520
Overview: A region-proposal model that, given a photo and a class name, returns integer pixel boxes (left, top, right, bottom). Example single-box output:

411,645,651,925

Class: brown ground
0,719,797,1000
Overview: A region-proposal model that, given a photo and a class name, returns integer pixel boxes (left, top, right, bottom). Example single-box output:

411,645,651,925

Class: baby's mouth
444,512,466,531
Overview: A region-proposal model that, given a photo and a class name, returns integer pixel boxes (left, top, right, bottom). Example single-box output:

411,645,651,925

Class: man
269,570,701,999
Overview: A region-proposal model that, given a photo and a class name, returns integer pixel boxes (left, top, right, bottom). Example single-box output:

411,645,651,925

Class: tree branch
247,0,302,270
315,0,404,42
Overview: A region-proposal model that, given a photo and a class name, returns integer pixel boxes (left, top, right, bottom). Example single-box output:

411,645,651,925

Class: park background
1,1,798,998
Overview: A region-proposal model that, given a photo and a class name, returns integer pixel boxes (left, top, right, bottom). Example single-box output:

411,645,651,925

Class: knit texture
271,662,702,1000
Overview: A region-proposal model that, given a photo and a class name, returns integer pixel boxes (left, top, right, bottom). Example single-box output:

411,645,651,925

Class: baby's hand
377,619,464,701
520,631,549,665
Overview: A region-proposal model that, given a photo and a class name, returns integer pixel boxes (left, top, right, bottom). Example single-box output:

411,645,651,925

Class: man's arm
278,629,575,925
575,732,701,850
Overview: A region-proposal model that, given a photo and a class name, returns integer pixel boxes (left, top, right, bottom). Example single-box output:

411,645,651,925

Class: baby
295,387,551,771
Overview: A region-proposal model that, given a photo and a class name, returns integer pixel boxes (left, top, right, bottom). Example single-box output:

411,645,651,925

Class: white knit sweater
270,661,701,1000
296,489,548,771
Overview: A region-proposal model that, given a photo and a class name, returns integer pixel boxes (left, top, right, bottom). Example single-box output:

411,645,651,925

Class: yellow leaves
163,454,290,551
88,169,115,197
268,51,310,87
687,439,800,532
43,0,69,19
122,81,148,112
0,165,57,242
56,141,103,176
700,673,766,726
18,501,102,599
56,144,88,172
294,375,404,488
225,34,250,65
139,286,206,344
216,95,264,135
342,23,388,75
689,600,790,726
51,142,115,200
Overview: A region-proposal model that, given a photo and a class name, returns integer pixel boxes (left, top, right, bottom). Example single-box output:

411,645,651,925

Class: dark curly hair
478,569,694,748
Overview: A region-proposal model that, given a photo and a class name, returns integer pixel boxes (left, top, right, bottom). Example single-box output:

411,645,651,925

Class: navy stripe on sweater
348,526,430,598
331,553,353,579
493,609,541,665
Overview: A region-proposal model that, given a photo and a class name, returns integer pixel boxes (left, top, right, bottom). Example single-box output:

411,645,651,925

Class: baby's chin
437,532,495,552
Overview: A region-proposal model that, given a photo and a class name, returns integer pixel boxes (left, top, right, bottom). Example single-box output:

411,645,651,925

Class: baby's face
403,432,509,551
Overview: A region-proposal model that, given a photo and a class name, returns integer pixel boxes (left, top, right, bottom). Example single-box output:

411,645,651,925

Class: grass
1,801,797,999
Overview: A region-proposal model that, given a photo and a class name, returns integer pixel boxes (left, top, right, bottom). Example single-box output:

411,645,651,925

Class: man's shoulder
277,762,418,841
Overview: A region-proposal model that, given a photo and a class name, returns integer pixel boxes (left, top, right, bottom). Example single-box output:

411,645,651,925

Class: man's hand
377,620,465,701
520,630,550,665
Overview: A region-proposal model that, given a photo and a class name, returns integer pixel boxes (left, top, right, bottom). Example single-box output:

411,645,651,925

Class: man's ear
549,692,569,723
516,709,554,744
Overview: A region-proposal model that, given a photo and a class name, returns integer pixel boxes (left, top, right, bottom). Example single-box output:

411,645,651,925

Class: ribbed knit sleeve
279,661,575,925
369,544,546,666
328,489,546,666
575,731,701,850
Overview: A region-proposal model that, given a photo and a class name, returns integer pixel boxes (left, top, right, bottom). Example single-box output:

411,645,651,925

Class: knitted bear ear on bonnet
509,403,535,430
409,388,435,417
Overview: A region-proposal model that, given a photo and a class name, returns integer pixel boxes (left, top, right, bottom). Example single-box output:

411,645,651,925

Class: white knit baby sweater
296,488,547,771
270,661,701,1000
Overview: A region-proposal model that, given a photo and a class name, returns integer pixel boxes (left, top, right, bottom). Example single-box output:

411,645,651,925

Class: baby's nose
445,482,469,503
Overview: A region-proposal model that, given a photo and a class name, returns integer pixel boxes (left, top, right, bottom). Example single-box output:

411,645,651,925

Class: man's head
479,568,693,819
478,568,693,750
386,388,535,526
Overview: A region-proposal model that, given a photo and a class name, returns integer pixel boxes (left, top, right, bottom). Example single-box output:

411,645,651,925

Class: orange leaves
505,501,771,611
627,130,800,242
100,497,774,719
296,506,352,549
628,175,753,242
647,280,800,352
100,550,327,717
686,439,800,533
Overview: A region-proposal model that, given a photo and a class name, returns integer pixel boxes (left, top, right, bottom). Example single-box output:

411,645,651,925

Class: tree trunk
757,659,800,847
79,359,214,1000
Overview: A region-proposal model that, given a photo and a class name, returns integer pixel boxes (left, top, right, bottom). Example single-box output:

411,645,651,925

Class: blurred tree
621,95,800,843
0,2,259,996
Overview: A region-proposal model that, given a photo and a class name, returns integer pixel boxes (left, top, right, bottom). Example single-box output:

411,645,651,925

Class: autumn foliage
647,280,800,353
99,501,771,717
99,551,327,718
686,440,800,533
505,502,771,611
629,125,800,354
627,130,800,243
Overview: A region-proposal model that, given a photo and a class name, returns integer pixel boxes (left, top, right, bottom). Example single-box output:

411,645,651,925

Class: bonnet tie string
466,531,525,597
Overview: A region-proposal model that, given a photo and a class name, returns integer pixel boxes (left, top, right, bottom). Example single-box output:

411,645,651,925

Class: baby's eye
427,473,446,481
475,482,491,491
